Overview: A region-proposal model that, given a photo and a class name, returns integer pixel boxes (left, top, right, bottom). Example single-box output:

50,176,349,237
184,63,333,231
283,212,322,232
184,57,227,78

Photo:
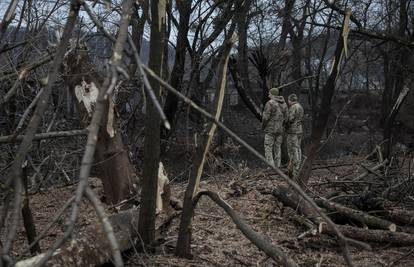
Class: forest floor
10,156,414,267
7,94,414,266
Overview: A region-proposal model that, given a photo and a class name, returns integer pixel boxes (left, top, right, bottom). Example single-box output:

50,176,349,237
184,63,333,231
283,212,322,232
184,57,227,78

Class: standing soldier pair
262,89,304,177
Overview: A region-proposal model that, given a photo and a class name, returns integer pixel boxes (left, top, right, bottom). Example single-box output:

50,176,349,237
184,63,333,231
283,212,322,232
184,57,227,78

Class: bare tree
138,0,167,246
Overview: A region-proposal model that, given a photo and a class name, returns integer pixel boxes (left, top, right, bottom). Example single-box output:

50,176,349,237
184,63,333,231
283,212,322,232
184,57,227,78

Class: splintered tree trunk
175,32,236,258
64,53,137,205
138,0,166,246
298,11,351,186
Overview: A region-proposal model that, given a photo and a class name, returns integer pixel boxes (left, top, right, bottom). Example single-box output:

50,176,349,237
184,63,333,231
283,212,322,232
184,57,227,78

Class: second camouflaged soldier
286,93,304,176
262,88,287,168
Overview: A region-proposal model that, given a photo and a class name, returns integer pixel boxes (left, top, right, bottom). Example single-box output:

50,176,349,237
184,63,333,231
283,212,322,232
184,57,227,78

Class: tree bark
64,51,137,205
315,198,397,232
236,0,252,93
128,1,148,75
138,0,166,246
228,57,262,121
162,0,192,134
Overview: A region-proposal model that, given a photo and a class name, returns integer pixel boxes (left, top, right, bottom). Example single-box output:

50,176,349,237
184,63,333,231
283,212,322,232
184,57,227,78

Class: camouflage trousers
264,133,283,167
287,133,303,176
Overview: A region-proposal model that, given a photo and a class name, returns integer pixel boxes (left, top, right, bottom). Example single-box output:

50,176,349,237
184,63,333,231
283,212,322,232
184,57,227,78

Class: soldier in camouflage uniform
286,93,304,176
262,88,287,168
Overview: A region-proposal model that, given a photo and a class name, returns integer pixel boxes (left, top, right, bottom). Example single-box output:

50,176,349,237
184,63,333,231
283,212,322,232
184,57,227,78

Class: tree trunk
64,51,137,205
271,0,295,86
138,0,166,246
236,0,252,93
228,57,262,121
162,0,191,134
175,32,236,258
128,1,148,75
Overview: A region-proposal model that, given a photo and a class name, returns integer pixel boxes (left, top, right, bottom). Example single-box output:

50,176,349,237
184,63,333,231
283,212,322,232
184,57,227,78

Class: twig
14,87,45,135
0,129,88,144
274,75,316,91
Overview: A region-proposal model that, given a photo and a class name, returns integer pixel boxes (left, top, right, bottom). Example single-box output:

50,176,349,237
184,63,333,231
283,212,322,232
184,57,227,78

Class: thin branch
0,129,88,144
194,190,298,267
85,187,123,267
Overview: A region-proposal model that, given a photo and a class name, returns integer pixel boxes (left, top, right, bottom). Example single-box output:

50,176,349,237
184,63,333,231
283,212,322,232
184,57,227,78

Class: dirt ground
10,157,414,267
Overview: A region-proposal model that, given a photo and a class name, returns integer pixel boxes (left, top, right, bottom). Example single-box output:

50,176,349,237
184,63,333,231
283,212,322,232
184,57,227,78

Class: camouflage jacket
287,102,304,134
262,96,287,134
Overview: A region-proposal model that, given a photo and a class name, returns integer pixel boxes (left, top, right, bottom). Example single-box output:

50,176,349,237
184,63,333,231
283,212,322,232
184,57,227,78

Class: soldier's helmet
269,88,279,96
288,93,298,102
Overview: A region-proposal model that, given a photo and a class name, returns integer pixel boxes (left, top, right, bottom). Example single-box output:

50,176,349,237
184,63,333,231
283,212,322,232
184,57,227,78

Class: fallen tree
314,197,397,232
272,185,414,247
